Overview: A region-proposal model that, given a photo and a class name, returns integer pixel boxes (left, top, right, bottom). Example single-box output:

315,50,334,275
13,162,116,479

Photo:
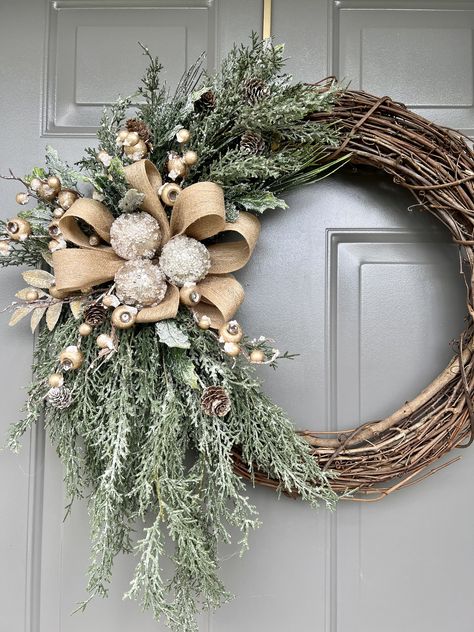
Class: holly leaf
30,307,47,333
238,191,288,213
46,302,63,331
155,320,190,349
22,270,55,289
9,306,32,326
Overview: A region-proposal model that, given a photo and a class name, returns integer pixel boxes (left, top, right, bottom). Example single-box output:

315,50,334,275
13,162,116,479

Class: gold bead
53,207,65,219
123,139,148,161
58,189,78,210
116,129,129,143
183,150,198,166
38,182,57,202
111,305,137,329
179,285,201,307
166,153,188,180
48,220,61,238
250,349,266,363
59,346,84,370
223,341,241,357
125,131,140,146
160,182,181,206
47,176,62,192
6,218,31,241
16,192,29,205
25,289,39,302
89,233,100,246
176,128,191,144
96,333,113,349
29,177,42,192
197,315,211,330
102,294,120,308
48,373,64,388
219,320,243,343
78,323,93,336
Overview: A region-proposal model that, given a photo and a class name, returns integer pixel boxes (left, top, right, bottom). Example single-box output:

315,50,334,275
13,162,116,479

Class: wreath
1,36,472,631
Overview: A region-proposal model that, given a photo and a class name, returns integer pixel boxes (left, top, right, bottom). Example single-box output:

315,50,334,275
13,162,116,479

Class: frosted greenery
8,312,337,631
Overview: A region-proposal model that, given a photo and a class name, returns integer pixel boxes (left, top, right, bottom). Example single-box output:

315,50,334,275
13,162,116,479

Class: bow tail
194,274,245,328
52,249,123,292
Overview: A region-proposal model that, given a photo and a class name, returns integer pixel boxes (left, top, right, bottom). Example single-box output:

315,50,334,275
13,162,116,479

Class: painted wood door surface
1,1,474,631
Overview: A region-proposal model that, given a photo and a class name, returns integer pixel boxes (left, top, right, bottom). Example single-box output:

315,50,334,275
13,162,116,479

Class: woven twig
232,87,474,500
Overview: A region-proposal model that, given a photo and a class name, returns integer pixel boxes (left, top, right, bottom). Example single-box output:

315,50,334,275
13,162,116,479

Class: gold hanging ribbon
51,159,260,328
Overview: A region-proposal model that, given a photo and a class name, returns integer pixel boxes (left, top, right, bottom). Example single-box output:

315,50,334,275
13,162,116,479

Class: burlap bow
51,159,260,328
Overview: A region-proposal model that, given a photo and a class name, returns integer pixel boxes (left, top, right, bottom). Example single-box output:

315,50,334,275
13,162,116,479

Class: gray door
1,1,474,631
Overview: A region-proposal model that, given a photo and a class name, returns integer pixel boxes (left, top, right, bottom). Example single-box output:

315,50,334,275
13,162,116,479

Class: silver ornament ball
114,259,167,307
159,235,211,287
110,211,162,260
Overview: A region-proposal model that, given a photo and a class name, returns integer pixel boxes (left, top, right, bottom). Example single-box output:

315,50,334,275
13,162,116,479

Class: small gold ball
58,189,78,210
53,207,65,218
48,220,61,238
59,346,84,370
16,192,29,205
102,294,119,308
166,153,188,180
96,333,113,349
47,176,62,192
160,182,181,206
25,289,39,302
29,177,42,192
126,131,140,146
78,323,93,336
89,233,100,246
219,320,243,343
38,182,57,202
176,128,191,144
116,129,129,143
48,373,64,388
123,139,148,161
7,218,32,241
197,315,211,330
223,341,241,357
183,150,198,166
179,285,201,307
250,349,266,364
111,305,136,329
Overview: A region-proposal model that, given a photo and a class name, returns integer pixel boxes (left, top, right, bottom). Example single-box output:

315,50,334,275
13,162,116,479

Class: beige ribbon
51,159,260,327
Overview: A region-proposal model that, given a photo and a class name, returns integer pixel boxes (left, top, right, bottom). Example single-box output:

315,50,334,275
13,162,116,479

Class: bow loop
58,198,115,250
170,182,226,240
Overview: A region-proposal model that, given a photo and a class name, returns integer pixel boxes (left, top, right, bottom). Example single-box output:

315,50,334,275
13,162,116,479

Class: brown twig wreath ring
233,84,474,501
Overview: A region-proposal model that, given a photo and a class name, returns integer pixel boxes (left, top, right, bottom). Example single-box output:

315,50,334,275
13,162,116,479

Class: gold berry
47,176,62,192
48,373,64,388
111,305,136,329
176,128,191,144
48,220,61,238
57,189,78,210
116,129,129,143
6,218,32,241
183,150,198,166
59,346,84,370
219,320,243,343
16,192,29,205
102,294,119,308
223,341,241,357
78,323,93,336
123,139,148,160
53,207,65,219
89,233,100,246
250,349,266,364
160,182,181,206
166,153,188,179
197,315,211,330
96,333,113,349
125,131,140,146
179,285,201,307
25,289,39,302
38,182,57,202
29,177,42,192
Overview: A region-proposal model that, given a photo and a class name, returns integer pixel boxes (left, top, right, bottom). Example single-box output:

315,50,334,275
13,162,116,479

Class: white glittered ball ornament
114,259,167,307
159,235,211,287
110,212,161,260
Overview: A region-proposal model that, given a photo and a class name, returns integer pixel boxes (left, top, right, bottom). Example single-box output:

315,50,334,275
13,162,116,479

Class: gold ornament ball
59,346,84,370
160,182,181,206
53,207,65,219
223,341,241,357
124,139,148,161
166,153,188,180
197,315,211,330
176,128,191,144
47,176,62,192
38,182,57,202
111,305,137,329
219,320,243,343
250,349,266,363
29,177,42,192
16,192,29,205
179,285,201,307
25,289,39,302
7,217,32,241
126,131,140,146
48,373,64,388
58,189,78,210
96,333,113,349
183,150,198,166
116,129,129,144
78,323,93,336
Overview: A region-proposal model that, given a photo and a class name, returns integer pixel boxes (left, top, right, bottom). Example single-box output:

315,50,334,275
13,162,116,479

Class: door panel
1,2,473,632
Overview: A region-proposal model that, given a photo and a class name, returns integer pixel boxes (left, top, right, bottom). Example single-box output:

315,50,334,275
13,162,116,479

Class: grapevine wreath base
233,86,474,500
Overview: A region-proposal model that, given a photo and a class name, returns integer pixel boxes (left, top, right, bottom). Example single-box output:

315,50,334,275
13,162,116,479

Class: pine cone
239,131,266,155
126,118,151,144
84,303,107,326
47,386,73,410
201,386,231,417
194,90,216,114
242,78,269,105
